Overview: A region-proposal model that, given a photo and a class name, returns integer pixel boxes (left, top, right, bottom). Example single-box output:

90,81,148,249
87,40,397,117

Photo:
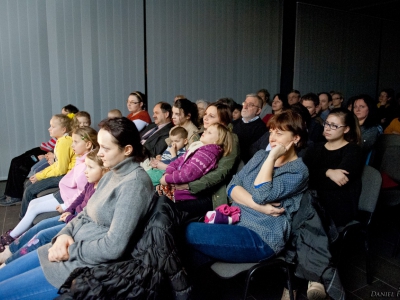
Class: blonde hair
108,109,123,118
208,123,233,157
86,148,109,173
72,127,99,150
53,114,73,135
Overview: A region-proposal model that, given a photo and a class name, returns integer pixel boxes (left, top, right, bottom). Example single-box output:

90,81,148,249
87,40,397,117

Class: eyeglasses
242,102,259,109
323,121,347,130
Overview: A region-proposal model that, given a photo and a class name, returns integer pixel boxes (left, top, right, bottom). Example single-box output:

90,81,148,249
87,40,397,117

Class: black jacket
56,197,192,300
285,190,345,300
141,122,174,157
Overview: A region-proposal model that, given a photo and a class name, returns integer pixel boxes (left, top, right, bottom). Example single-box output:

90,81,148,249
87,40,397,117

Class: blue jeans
8,216,65,264
28,159,50,177
186,223,275,263
0,250,59,299
20,176,63,219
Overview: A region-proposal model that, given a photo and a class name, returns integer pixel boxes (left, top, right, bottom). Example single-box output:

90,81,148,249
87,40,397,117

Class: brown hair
267,110,308,150
208,123,233,157
170,126,188,139
206,102,232,126
86,148,109,174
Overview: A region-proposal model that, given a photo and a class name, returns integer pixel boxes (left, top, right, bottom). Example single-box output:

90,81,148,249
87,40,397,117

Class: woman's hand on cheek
269,142,292,160
48,234,75,262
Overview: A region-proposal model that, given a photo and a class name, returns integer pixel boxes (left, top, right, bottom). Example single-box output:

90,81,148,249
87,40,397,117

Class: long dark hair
98,117,148,162
272,93,290,113
328,108,361,145
173,98,199,127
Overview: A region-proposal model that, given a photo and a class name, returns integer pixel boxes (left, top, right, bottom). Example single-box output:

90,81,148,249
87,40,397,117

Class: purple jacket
165,143,222,201
64,182,96,223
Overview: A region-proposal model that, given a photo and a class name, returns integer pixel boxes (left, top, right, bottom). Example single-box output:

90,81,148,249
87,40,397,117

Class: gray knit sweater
38,157,154,288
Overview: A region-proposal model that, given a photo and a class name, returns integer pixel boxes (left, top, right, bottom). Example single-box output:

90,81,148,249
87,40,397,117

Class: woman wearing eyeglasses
126,91,152,132
303,108,363,229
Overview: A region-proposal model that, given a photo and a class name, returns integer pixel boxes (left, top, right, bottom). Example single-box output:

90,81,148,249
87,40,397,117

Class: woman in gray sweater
0,117,154,299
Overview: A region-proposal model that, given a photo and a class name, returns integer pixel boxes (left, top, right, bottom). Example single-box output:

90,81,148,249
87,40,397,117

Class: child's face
84,157,104,183
71,133,91,156
77,116,90,128
170,134,187,150
200,125,219,145
323,115,349,142
48,117,66,139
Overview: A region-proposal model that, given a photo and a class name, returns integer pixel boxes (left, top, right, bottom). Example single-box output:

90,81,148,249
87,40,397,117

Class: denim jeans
8,216,65,265
0,250,59,299
28,159,50,177
186,222,275,263
20,175,63,219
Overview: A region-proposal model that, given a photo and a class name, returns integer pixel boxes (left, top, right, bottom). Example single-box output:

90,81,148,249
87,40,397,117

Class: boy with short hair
301,93,325,143
147,126,188,185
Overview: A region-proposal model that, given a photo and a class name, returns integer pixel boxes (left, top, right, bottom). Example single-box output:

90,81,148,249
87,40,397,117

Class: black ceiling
298,0,400,21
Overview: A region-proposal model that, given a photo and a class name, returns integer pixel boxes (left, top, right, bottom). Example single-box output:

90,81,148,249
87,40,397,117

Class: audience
377,88,397,130
300,93,325,143
195,99,209,128
288,89,301,106
231,103,242,123
126,91,152,132
233,94,267,163
331,92,344,109
107,109,122,118
262,93,290,125
257,88,272,118
318,92,332,121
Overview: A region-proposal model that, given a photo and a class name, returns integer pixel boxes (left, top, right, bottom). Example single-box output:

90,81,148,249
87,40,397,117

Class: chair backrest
370,134,400,169
380,146,400,182
358,165,382,213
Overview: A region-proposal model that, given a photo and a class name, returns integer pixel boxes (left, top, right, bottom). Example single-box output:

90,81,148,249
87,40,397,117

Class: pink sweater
58,153,88,208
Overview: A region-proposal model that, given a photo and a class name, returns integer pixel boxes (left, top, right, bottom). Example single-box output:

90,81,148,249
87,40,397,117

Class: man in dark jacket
141,102,174,157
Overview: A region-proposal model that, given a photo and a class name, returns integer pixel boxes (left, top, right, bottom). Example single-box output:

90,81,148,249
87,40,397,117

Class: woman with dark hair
0,117,154,299
377,88,397,130
351,94,382,158
304,108,363,227
186,110,308,262
126,91,152,132
169,98,200,146
262,93,290,125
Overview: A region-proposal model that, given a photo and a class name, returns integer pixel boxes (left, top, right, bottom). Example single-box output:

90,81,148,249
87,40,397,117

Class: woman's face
271,96,283,113
97,129,128,168
379,92,389,105
127,95,142,113
269,127,298,150
203,106,220,129
232,108,241,121
323,115,349,142
172,107,189,126
353,99,369,124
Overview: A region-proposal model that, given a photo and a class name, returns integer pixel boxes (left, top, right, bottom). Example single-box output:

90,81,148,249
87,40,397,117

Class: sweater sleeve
57,171,153,264
36,137,76,180
40,137,57,152
165,147,219,184
64,183,90,215
189,133,240,194
165,155,184,174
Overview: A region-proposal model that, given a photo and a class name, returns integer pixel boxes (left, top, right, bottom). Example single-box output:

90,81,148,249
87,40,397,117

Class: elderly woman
186,110,309,262
0,118,154,299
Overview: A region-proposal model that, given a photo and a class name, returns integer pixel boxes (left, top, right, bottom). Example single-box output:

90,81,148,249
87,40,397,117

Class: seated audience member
148,127,188,185
233,94,268,163
158,123,233,218
351,94,382,158
303,108,363,227
288,89,301,106
318,92,332,121
174,102,239,210
262,93,290,125
73,111,91,128
300,93,325,143
231,103,242,124
257,88,272,119
0,105,78,207
0,148,106,267
347,96,357,111
126,91,152,132
331,92,344,109
108,109,122,119
0,127,97,249
174,94,185,102
141,102,174,157
196,99,209,128
384,109,400,135
20,114,76,219
0,117,154,298
186,110,308,263
377,88,397,130
216,97,236,115
168,99,200,146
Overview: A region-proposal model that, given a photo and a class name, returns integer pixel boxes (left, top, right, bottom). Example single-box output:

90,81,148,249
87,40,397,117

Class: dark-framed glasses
323,121,346,130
